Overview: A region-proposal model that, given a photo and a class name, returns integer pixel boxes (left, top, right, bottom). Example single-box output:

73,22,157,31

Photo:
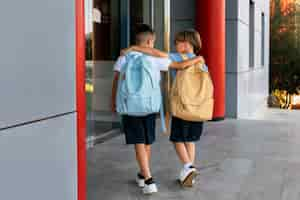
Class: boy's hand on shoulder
200,56,205,64
196,56,205,64
120,48,130,56
120,46,136,56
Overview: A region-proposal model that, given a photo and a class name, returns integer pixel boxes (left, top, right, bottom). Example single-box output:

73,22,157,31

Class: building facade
0,0,270,200
226,0,270,118
0,0,78,200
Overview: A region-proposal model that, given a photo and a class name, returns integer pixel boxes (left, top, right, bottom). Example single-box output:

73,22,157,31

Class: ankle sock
138,173,145,179
184,163,193,170
145,177,155,185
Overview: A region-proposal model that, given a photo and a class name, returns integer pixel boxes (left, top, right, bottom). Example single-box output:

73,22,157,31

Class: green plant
270,0,300,98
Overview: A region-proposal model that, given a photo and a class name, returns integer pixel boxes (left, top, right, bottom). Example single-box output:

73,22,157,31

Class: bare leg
185,142,196,164
135,144,151,179
174,142,192,164
145,145,151,164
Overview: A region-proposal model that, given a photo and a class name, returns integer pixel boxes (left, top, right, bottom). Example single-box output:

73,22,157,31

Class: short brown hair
133,24,155,45
174,29,202,55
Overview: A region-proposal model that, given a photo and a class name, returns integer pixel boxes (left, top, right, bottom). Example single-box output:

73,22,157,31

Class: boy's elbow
160,53,169,58
171,62,182,69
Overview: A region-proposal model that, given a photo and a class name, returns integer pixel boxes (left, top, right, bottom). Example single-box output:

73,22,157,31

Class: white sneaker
179,167,198,187
136,173,145,188
143,178,158,195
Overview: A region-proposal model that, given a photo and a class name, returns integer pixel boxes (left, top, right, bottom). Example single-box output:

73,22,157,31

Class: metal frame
120,0,130,49
76,0,86,200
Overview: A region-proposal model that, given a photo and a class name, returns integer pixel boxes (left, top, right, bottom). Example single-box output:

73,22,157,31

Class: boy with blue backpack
111,24,203,195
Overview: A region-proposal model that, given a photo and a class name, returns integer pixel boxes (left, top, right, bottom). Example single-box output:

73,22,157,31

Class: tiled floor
87,109,300,200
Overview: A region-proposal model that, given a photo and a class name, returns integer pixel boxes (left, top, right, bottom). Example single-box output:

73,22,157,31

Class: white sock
183,162,193,170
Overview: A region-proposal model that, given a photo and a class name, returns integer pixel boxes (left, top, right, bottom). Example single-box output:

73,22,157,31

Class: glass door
85,0,154,147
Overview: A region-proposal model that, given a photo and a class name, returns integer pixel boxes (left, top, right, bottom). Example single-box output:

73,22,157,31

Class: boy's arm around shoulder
127,46,168,57
169,56,205,69
111,72,119,113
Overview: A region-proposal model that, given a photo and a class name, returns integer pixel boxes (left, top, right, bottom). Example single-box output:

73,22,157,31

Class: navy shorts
122,114,156,145
170,116,203,142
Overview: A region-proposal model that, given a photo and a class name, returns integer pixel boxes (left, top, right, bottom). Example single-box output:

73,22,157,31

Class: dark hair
133,24,155,45
174,29,202,55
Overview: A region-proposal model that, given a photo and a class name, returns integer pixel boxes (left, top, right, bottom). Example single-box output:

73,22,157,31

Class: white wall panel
237,21,250,72
238,0,250,24
0,0,76,129
237,68,268,118
226,0,270,118
0,114,77,200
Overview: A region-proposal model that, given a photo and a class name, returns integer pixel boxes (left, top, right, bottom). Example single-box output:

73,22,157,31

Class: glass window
93,0,121,60
130,0,144,44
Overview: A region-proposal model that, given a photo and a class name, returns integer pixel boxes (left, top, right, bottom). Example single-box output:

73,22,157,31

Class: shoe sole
181,171,198,187
143,186,158,195
143,189,158,195
136,179,145,188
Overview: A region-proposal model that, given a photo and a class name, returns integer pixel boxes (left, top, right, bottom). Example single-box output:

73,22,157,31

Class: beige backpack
170,54,214,122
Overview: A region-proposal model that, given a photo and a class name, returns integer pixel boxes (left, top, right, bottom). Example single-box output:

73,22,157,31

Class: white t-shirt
113,52,172,81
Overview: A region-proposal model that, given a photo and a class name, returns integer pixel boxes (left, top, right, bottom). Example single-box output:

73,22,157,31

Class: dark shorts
122,114,156,145
170,116,203,142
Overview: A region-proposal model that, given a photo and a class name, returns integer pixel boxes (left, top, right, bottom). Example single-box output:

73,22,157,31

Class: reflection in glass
85,0,122,148
85,0,153,147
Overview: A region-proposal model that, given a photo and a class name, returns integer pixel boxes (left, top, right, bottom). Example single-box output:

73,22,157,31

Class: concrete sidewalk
87,110,300,200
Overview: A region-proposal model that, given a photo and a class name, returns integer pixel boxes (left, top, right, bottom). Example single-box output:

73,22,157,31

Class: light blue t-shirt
114,51,172,82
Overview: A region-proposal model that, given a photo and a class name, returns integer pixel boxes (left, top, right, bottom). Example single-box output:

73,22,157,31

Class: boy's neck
137,43,150,48
186,48,194,54
180,50,194,54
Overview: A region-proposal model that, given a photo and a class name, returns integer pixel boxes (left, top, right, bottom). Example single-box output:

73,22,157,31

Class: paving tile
87,111,300,200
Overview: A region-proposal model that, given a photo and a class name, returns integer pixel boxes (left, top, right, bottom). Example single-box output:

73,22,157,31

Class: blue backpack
116,53,166,131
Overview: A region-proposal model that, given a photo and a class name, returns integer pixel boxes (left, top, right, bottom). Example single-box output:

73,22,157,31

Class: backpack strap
160,95,167,133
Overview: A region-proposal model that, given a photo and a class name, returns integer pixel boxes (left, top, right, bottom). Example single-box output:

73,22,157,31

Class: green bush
270,0,300,95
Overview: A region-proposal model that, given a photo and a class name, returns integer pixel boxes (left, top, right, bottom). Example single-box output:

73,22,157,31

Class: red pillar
195,0,226,120
76,0,86,200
